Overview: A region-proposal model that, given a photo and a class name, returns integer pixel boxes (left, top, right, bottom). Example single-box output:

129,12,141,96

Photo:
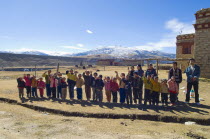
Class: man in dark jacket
145,63,157,78
184,58,200,105
168,62,182,101
83,71,92,101
90,72,98,101
95,75,104,102
130,72,143,105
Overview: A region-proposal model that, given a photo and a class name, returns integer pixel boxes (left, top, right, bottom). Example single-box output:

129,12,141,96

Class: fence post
156,59,159,75
35,65,37,76
57,63,60,73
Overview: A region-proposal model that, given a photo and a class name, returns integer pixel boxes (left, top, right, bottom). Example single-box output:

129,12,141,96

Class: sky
0,0,209,55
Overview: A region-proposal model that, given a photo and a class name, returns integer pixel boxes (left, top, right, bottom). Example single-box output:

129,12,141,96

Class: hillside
0,53,98,67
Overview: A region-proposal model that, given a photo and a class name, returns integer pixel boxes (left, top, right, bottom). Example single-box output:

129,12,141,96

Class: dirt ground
1,66,210,139
1,102,210,139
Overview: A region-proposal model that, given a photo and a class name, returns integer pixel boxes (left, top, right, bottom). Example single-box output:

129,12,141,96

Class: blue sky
0,0,209,55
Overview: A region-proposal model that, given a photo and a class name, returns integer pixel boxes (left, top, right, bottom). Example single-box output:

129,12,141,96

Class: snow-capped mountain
0,46,176,59
71,46,176,59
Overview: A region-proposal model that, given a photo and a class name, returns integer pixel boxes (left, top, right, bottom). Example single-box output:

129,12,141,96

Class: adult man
66,69,77,100
168,62,182,101
83,71,92,101
184,58,200,105
42,70,52,98
145,63,157,78
91,72,98,101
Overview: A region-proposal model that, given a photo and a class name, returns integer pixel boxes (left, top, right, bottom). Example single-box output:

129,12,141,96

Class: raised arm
115,71,121,81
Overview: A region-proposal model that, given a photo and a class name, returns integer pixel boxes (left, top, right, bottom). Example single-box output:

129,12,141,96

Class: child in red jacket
167,76,179,106
110,77,119,103
37,78,46,98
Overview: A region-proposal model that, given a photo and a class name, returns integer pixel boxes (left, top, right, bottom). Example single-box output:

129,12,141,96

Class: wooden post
156,59,159,76
35,65,37,76
147,60,149,68
57,63,60,73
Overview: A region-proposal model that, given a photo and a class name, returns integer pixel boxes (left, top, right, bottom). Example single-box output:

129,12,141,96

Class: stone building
176,8,210,78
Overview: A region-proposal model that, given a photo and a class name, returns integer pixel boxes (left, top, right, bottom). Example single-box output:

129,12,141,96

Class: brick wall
194,8,210,78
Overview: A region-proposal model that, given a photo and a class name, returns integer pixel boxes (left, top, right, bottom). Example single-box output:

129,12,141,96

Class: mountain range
0,46,176,59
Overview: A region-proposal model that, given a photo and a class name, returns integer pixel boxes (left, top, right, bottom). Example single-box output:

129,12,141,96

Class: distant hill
0,53,97,67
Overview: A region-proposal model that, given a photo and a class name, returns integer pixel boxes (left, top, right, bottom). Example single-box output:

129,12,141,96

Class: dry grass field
1,102,210,139
0,66,210,138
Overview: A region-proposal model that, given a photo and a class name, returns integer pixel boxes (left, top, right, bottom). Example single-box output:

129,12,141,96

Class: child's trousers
133,88,142,104
77,88,83,100
62,88,67,100
144,89,151,105
105,90,111,102
39,88,44,97
161,93,168,105
126,89,132,105
32,87,38,97
152,91,160,105
112,91,118,103
119,88,126,103
96,90,103,102
170,93,177,104
51,87,56,98
26,86,31,97
18,88,24,98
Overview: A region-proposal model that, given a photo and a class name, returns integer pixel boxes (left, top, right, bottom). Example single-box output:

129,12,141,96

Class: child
150,76,161,106
66,69,77,99
76,73,84,100
42,70,52,98
95,75,104,102
61,77,68,100
123,75,133,105
24,74,32,98
17,77,25,98
104,76,111,103
131,72,143,105
143,75,153,105
56,72,62,99
50,74,57,99
37,78,46,98
110,77,119,103
167,76,179,106
160,79,169,106
83,71,92,101
31,76,38,97
115,71,126,104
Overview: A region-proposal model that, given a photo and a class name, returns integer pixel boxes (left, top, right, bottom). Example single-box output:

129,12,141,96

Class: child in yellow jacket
143,75,153,105
150,76,161,106
160,79,169,106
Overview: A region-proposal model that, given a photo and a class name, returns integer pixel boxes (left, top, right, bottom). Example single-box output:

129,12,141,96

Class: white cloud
135,18,195,51
165,18,195,34
62,46,88,50
77,43,84,47
86,29,93,34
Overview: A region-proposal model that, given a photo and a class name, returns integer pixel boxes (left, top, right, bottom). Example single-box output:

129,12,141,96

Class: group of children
17,64,179,106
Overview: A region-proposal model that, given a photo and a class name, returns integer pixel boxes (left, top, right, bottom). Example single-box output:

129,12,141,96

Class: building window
182,45,191,54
